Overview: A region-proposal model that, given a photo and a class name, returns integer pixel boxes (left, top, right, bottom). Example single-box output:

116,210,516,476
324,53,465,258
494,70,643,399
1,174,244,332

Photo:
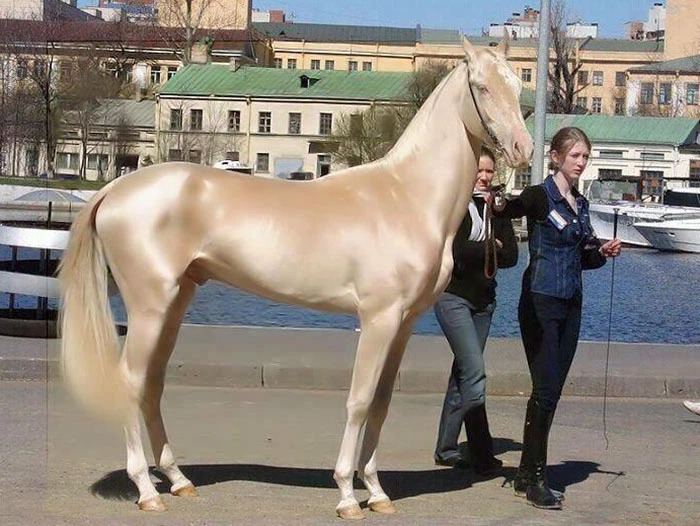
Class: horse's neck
384,64,481,236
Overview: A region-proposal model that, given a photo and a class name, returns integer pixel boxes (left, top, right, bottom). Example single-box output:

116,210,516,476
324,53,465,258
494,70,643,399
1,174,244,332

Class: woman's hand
599,238,622,257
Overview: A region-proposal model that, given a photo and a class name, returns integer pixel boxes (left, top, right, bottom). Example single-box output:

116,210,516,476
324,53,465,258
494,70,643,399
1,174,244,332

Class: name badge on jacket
548,209,568,231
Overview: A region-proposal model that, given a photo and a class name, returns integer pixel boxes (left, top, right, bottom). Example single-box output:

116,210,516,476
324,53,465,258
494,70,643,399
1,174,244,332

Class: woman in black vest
433,147,518,474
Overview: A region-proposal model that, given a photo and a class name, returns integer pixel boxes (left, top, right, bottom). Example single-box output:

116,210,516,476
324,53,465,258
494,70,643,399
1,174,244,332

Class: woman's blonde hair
548,126,591,172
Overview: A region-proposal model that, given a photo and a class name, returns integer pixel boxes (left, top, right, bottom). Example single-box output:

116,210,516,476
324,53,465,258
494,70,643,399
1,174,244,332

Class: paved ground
2,380,700,526
2,325,700,398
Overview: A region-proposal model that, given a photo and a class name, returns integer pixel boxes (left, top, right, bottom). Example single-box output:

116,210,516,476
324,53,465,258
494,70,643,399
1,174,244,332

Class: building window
190,109,203,131
640,170,664,197
170,109,182,130
640,151,665,161
87,153,108,174
33,59,45,78
17,58,27,79
577,70,588,85
689,160,700,184
640,82,654,105
188,149,202,164
686,83,699,105
258,111,271,133
60,61,72,81
362,61,372,71
256,153,270,172
287,58,297,69
658,82,672,104
592,70,604,86
591,97,602,114
167,66,178,80
228,110,241,132
274,58,283,68
55,152,79,171
288,112,301,134
324,60,335,70
614,97,625,115
168,149,182,161
598,168,623,179
615,71,626,87
515,169,531,189
521,68,532,83
576,96,588,110
348,60,358,71
150,65,161,84
310,59,320,70
319,112,333,135
599,150,624,159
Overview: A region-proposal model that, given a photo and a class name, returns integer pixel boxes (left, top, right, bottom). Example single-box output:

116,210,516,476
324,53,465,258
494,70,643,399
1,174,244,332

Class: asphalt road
2,381,700,526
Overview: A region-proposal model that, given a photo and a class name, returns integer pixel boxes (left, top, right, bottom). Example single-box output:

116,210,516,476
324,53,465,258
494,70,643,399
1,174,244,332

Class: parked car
212,160,253,174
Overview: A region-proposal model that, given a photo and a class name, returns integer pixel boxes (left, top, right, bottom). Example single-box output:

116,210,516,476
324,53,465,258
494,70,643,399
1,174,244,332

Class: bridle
465,63,511,280
465,63,503,154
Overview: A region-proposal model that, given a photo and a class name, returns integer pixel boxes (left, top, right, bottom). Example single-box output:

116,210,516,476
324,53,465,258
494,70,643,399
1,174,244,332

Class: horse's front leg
357,319,414,514
334,307,403,520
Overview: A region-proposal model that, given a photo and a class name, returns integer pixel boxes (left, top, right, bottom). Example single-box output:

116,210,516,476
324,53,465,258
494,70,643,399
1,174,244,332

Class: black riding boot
513,398,562,509
463,404,503,475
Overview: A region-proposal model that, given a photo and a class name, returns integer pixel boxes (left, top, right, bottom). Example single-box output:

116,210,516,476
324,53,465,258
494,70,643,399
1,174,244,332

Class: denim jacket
524,176,605,299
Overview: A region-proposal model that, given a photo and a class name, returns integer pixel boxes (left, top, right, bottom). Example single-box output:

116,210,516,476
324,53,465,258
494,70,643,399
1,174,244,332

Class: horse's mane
385,62,466,163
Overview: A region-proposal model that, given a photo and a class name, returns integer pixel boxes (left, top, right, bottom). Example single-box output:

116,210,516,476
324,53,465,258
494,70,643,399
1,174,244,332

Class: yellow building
664,0,699,60
156,0,251,30
254,21,665,117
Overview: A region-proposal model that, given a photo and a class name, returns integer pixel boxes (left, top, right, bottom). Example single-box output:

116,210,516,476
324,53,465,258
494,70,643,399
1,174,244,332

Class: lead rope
483,200,498,279
602,208,620,450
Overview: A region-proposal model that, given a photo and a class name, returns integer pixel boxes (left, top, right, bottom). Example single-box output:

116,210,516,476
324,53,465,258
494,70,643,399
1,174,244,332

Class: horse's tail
58,184,133,423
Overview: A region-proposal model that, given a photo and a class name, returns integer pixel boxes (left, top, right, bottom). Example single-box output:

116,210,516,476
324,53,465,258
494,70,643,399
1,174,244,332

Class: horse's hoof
368,498,396,514
336,503,365,520
171,483,198,497
138,495,166,512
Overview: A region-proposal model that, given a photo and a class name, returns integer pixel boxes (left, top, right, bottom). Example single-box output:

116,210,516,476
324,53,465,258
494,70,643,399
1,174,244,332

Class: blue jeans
433,292,494,461
518,290,582,412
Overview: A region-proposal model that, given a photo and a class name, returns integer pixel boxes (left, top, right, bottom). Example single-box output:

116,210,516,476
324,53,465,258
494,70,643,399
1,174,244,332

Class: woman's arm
493,216,519,269
494,185,548,221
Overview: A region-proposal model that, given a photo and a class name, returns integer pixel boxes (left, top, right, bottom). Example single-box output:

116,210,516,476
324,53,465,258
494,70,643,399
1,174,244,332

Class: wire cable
602,207,619,450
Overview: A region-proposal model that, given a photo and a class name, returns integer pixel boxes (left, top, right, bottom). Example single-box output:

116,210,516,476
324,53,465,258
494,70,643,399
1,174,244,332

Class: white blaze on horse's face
462,36,533,167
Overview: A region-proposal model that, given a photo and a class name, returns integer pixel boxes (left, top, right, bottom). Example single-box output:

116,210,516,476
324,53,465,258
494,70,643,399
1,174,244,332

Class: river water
110,244,699,345
1,243,698,344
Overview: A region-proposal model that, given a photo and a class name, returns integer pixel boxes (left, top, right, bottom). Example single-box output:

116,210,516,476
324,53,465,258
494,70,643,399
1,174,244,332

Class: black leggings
518,290,582,412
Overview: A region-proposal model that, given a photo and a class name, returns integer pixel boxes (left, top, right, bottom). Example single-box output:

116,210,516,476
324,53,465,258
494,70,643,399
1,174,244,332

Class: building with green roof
156,64,415,178
514,114,700,199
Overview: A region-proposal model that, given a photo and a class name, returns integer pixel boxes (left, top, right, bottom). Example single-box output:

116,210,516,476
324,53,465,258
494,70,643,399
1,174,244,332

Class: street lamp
531,0,551,185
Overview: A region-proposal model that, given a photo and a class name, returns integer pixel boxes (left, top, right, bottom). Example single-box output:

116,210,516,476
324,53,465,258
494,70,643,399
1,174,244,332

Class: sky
253,0,658,38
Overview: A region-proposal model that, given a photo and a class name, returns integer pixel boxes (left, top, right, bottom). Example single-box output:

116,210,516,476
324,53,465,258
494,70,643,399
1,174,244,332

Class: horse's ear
496,31,510,57
462,36,477,62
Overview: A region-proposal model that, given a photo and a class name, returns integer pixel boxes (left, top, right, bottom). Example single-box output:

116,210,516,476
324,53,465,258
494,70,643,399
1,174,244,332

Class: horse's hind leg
141,279,198,497
334,307,402,519
357,319,414,514
121,278,196,511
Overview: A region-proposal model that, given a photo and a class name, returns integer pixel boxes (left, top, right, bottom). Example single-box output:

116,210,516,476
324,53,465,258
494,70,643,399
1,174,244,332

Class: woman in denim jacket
433,147,518,474
498,127,621,509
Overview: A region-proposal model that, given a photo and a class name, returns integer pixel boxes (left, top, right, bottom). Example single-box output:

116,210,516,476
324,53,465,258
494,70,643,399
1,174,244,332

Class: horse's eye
478,86,489,95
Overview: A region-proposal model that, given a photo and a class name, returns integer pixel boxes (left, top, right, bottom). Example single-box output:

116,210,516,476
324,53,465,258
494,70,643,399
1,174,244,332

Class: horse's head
461,35,533,168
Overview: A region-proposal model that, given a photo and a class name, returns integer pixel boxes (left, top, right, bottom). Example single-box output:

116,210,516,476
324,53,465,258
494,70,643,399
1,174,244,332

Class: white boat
633,214,700,253
587,186,700,247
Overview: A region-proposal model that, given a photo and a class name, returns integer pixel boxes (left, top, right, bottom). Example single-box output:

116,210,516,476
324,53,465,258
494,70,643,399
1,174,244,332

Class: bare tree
331,60,450,166
60,55,124,179
155,0,248,64
548,0,587,114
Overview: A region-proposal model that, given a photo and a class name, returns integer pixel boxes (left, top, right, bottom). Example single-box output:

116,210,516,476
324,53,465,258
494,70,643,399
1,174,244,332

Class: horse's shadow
89,437,622,504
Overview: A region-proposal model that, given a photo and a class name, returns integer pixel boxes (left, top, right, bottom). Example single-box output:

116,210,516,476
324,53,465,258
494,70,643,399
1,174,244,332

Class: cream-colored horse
59,36,531,519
